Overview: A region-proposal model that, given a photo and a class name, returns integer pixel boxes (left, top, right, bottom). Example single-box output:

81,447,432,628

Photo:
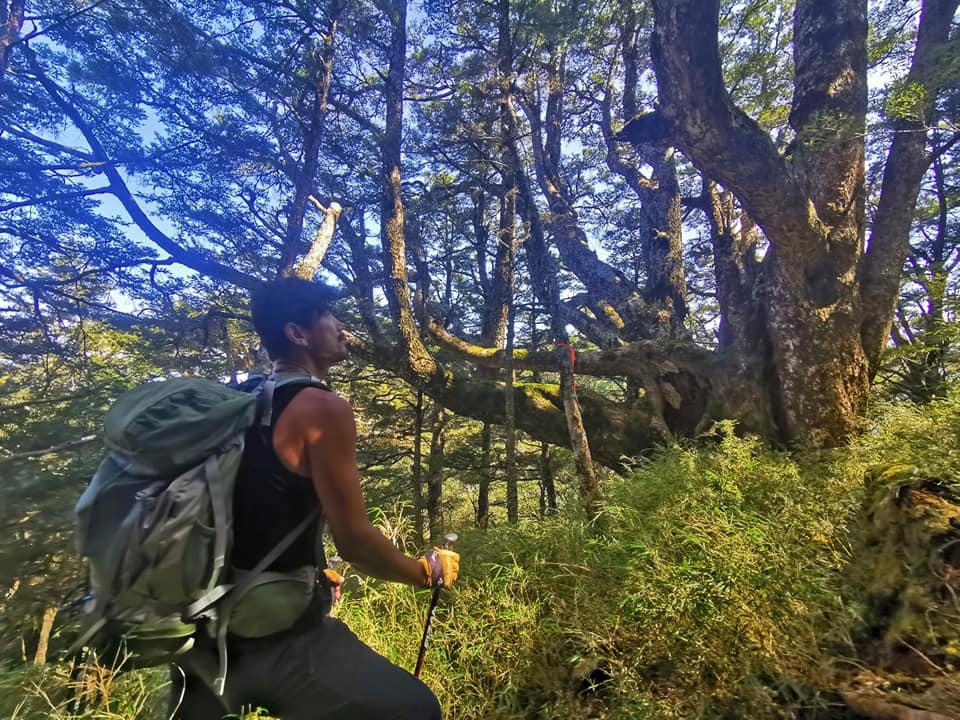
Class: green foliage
883,81,929,123
6,392,960,716
343,426,867,719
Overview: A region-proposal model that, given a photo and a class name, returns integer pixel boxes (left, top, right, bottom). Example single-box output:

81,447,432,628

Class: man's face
304,310,349,365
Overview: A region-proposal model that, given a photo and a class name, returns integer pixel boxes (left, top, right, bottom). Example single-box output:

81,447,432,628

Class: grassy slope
4,393,960,718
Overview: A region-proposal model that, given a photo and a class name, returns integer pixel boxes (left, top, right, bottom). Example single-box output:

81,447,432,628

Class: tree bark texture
281,1,341,274
0,0,24,76
294,200,342,280
649,0,883,447
379,0,436,379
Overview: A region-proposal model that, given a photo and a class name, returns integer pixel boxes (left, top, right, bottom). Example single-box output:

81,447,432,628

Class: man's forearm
337,525,428,587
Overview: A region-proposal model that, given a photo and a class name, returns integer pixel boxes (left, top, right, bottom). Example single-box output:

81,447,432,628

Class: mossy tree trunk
379,0,436,381
618,0,960,447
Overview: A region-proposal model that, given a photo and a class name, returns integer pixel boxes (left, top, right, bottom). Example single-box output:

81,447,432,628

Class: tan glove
418,548,460,588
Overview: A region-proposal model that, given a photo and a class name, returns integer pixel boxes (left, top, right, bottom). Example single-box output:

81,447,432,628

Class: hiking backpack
73,372,327,693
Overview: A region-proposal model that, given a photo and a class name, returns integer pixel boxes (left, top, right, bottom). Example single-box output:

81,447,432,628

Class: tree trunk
426,402,446,544
412,389,425,545
281,0,341,274
379,0,436,379
505,259,518,524
639,147,687,333
704,181,762,357
649,0,872,447
539,443,557,516
340,211,384,343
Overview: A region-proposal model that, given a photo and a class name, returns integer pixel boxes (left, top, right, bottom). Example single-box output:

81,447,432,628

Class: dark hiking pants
170,612,441,720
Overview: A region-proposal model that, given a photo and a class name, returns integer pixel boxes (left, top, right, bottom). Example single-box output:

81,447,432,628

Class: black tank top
231,383,326,572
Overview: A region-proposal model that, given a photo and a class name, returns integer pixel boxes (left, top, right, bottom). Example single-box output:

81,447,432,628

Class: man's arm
292,389,429,587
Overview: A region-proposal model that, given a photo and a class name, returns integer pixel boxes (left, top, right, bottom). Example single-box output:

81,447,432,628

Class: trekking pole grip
414,532,458,678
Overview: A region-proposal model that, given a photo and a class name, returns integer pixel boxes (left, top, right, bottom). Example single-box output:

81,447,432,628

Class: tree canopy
2,0,959,509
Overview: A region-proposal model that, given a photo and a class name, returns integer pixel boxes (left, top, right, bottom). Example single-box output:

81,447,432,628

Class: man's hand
418,548,460,588
323,567,345,604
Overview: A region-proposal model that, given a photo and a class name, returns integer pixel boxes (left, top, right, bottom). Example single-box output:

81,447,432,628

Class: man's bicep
306,401,370,545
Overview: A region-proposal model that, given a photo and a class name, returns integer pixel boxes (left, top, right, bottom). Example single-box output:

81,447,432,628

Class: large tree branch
347,331,651,471
859,0,960,370
648,0,803,241
294,198,342,280
428,318,712,379
355,323,771,470
22,46,260,289
1,125,96,160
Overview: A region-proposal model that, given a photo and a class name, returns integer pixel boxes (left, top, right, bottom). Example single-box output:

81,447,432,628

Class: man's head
250,277,346,364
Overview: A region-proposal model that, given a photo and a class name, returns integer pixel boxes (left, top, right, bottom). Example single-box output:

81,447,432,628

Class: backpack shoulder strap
256,373,330,428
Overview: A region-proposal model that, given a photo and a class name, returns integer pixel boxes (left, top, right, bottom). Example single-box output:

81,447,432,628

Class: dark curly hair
250,277,340,359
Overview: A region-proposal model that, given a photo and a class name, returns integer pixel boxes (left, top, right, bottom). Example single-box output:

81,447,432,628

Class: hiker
172,277,460,720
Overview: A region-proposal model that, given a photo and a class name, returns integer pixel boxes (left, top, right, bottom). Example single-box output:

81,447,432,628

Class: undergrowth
5,391,960,718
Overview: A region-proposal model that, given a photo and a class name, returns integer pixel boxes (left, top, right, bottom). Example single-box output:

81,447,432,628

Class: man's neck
273,358,328,380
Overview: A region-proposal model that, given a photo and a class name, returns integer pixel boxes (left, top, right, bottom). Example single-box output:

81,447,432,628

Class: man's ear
284,322,309,348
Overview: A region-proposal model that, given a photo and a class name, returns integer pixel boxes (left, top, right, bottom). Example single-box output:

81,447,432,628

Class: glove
418,548,460,588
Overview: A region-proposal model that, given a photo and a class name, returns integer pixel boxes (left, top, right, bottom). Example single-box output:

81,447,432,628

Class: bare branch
0,187,110,212
1,434,97,463
20,44,261,290
294,200,342,279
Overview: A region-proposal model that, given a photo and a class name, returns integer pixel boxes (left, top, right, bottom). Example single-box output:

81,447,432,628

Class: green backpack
73,372,326,694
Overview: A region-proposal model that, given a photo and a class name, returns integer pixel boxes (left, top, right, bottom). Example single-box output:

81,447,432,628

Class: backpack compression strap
201,506,320,695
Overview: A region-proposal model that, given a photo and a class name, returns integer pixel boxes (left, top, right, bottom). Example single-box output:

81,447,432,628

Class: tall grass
391,423,867,719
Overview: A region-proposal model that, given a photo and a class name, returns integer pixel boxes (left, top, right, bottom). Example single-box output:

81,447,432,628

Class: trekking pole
414,532,457,678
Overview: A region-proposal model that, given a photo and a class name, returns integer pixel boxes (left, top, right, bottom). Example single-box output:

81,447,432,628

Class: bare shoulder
285,385,353,426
